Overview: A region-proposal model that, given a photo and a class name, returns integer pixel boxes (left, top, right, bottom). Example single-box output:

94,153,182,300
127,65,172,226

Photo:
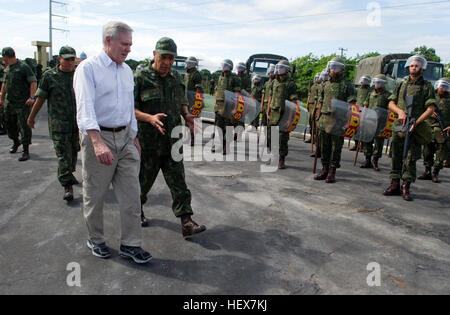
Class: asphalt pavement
0,106,449,295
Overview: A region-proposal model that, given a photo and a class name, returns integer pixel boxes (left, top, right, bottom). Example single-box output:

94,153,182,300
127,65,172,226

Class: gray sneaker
119,245,152,264
87,240,112,259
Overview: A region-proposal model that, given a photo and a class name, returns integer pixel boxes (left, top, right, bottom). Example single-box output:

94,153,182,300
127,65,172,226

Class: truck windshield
398,61,444,81
173,60,186,70
252,60,279,72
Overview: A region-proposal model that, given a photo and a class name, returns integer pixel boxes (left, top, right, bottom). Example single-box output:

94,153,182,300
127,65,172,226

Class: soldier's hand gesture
148,113,167,135
27,116,35,129
398,110,407,126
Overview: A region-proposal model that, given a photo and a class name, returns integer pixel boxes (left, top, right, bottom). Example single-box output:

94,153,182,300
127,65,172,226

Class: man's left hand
26,98,35,106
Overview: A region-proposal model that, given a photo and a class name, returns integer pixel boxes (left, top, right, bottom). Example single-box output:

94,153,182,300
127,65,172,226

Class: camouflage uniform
250,81,263,127
423,92,450,170
215,72,241,145
0,64,5,132
236,72,250,129
268,75,298,158
262,77,274,127
318,76,356,168
35,66,79,187
356,86,372,106
135,64,194,218
184,68,202,92
388,75,435,182
362,89,391,160
308,82,320,126
3,60,37,146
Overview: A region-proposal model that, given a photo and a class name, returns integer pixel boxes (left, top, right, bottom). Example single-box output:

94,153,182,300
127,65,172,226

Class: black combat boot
325,167,336,183
349,141,358,151
141,205,149,228
18,145,30,161
63,185,74,201
10,140,20,154
314,165,329,180
278,157,286,169
360,157,372,169
431,168,441,183
372,157,380,172
418,167,432,180
181,214,206,239
383,179,401,196
401,181,413,201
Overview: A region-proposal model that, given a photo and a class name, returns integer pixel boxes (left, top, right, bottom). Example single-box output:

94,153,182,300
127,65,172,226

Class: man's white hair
102,21,133,45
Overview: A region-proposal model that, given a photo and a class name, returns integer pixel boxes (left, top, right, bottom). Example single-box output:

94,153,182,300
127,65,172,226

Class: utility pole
338,48,348,58
49,0,69,59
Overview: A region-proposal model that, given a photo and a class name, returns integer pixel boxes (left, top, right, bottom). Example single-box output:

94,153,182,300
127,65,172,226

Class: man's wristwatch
30,95,37,100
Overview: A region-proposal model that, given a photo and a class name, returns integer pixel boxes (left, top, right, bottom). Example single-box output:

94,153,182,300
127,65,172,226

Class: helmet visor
266,65,275,75
405,56,427,70
359,77,371,85
221,61,232,72
328,61,345,72
185,60,197,70
434,79,449,92
275,63,290,75
371,78,386,89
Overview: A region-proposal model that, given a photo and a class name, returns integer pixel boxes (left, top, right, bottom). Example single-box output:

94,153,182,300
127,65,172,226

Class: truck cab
172,56,187,79
355,54,445,93
246,54,288,86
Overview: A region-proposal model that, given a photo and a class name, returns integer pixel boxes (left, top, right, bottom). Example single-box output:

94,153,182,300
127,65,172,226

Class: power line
133,0,450,31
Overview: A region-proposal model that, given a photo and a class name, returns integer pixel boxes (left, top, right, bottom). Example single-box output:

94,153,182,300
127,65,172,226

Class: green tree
411,46,441,62
125,59,139,70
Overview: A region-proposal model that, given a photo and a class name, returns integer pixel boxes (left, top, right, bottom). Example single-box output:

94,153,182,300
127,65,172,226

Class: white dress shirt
74,50,138,137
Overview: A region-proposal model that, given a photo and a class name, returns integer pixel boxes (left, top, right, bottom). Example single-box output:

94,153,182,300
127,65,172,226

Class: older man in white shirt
74,21,151,264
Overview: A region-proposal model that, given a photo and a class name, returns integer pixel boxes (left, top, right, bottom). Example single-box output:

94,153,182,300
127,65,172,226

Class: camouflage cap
2,47,15,58
155,37,177,56
59,46,77,59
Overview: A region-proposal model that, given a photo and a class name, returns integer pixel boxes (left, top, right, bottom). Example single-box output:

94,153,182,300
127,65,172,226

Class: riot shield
328,99,377,142
223,90,259,123
278,100,309,133
379,110,396,139
186,91,215,117
353,107,377,143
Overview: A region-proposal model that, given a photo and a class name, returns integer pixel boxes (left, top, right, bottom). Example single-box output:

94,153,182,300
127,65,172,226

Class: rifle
311,101,317,152
401,95,415,176
435,107,449,142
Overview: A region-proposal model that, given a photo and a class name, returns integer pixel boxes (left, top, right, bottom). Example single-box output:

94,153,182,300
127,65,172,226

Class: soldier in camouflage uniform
418,78,450,183
184,56,202,146
235,62,249,135
0,47,37,161
213,59,241,154
267,60,298,169
314,57,356,183
383,55,436,201
27,46,79,201
261,65,275,128
305,73,320,144
184,56,202,93
134,37,206,237
0,61,6,135
360,74,390,171
250,74,263,129
350,75,372,152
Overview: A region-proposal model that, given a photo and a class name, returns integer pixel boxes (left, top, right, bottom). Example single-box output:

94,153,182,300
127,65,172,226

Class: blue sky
1,0,449,71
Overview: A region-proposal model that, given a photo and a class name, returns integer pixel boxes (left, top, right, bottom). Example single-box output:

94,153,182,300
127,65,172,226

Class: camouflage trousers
139,149,194,218
267,124,289,157
389,131,422,182
363,137,385,160
52,131,80,187
215,112,233,144
0,106,5,130
4,104,32,146
423,139,449,170
319,129,344,168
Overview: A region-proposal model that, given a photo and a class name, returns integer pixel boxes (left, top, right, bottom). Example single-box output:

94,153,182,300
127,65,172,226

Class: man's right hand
27,117,35,129
148,113,167,135
398,110,407,126
93,141,114,166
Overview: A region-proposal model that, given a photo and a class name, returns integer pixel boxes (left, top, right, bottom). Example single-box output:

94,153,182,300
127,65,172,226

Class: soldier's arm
0,82,5,106
260,93,265,113
416,105,435,127
27,97,46,129
388,82,406,124
416,85,437,126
